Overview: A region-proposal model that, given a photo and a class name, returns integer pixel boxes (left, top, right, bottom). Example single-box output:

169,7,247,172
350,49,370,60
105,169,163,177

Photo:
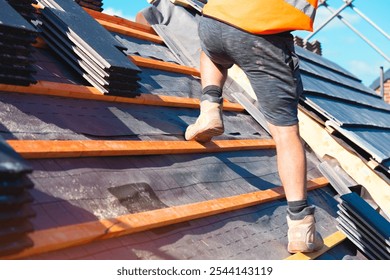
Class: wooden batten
83,7,157,35
285,231,347,260
0,81,244,112
95,19,163,44
8,139,276,159
2,177,328,260
129,55,200,77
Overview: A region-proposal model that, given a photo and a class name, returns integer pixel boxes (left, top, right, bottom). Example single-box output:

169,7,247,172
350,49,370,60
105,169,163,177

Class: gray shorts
199,16,303,126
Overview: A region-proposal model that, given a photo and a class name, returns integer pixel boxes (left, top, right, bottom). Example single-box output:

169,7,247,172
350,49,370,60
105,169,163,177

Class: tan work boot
287,209,324,253
185,100,224,142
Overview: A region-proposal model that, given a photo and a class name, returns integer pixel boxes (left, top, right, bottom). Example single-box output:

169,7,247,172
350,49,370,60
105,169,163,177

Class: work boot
287,206,324,253
185,100,224,142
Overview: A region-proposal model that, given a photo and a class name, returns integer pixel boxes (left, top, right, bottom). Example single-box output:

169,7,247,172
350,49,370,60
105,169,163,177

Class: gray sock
287,205,315,220
200,85,223,103
288,200,308,213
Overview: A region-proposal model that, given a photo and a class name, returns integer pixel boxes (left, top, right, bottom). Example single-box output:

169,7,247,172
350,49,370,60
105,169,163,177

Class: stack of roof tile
37,0,141,96
6,0,39,21
293,36,322,56
0,136,35,257
304,40,322,56
0,0,38,86
75,0,103,12
337,192,390,260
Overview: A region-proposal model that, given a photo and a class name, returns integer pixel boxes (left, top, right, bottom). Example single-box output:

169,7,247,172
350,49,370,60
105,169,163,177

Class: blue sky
102,0,390,87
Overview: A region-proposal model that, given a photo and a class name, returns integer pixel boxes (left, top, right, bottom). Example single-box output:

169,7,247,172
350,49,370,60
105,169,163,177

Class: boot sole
288,241,322,253
192,127,224,143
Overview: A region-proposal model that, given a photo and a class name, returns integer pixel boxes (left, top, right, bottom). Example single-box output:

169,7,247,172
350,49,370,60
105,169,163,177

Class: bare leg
268,122,324,253
267,123,307,201
184,52,228,142
200,51,227,88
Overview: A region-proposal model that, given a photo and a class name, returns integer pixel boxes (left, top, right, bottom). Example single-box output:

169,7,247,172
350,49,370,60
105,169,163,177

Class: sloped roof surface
1,0,384,260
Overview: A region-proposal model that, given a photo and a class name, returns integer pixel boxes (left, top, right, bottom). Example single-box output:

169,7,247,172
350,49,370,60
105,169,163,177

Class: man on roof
185,0,323,253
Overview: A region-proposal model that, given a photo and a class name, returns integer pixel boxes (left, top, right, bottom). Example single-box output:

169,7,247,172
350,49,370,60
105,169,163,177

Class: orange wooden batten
2,177,329,260
32,37,46,49
129,55,201,77
8,139,276,159
0,82,244,112
285,231,347,260
82,7,157,35
95,19,163,44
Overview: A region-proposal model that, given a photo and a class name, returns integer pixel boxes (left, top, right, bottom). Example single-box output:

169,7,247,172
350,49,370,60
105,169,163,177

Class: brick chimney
377,81,390,104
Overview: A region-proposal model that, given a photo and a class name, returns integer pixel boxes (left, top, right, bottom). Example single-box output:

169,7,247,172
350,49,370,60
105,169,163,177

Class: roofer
185,0,324,253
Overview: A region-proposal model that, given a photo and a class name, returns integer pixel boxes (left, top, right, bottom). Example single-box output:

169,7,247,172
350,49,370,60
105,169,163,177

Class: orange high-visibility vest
203,0,318,35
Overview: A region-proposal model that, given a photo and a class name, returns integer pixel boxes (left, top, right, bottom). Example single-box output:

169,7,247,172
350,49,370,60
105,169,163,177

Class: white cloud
348,60,388,85
314,7,361,30
103,7,135,21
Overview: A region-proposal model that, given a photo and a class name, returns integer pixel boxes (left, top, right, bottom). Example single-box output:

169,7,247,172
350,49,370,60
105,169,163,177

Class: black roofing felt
115,34,180,64
26,187,361,260
32,46,86,84
19,146,356,260
0,91,266,141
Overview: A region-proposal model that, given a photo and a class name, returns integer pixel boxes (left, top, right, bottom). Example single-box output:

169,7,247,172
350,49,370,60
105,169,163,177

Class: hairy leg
200,51,227,88
267,123,307,201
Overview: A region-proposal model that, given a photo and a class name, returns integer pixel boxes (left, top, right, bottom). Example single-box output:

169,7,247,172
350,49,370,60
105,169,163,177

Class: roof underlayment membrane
1,0,389,260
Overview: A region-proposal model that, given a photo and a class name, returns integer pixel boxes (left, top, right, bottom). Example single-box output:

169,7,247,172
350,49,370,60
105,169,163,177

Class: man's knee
268,123,301,144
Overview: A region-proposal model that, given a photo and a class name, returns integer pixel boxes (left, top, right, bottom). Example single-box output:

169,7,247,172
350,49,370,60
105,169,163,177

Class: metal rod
349,4,390,41
305,0,354,41
380,66,385,99
322,4,390,63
